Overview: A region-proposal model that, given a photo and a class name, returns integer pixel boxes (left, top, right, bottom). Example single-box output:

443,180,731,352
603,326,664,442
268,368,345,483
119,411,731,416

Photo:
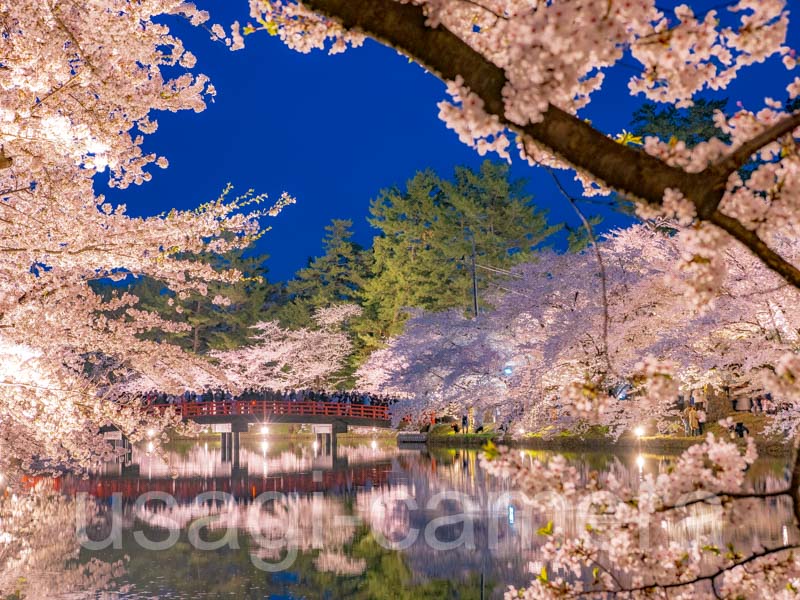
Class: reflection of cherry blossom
314,551,367,576
0,484,124,598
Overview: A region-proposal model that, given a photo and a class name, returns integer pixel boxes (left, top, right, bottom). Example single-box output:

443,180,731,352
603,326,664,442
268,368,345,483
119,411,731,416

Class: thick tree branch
708,211,800,288
300,0,800,291
302,0,712,209
713,111,800,179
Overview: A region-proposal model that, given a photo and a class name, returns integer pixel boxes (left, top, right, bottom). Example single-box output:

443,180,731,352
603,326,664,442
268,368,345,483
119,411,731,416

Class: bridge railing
150,400,390,422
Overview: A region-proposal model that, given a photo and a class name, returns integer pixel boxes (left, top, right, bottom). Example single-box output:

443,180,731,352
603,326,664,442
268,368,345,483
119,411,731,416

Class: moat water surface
41,436,796,599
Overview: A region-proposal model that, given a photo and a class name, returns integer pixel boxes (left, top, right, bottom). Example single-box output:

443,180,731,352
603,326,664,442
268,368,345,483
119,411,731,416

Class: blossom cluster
358,222,800,437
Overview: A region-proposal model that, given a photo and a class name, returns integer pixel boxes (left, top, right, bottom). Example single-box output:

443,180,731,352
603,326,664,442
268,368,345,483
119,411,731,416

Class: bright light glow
634,426,645,438
260,425,269,435
519,450,525,459
146,441,155,453
146,428,156,439
312,440,319,452
508,505,515,525
261,441,269,454
517,427,525,436
636,454,645,470
371,439,378,450
503,366,514,376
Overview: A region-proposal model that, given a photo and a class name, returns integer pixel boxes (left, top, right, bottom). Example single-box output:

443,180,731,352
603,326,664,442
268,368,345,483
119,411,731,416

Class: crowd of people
737,392,790,415
137,388,398,409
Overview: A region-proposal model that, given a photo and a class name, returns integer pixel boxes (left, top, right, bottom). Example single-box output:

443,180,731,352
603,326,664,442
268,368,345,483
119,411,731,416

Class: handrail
148,400,391,421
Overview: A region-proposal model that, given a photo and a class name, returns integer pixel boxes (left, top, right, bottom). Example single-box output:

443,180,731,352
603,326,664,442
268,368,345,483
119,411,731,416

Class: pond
21,436,797,599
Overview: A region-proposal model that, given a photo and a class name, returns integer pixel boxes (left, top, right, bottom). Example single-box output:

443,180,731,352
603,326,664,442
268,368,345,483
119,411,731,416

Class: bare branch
545,166,618,380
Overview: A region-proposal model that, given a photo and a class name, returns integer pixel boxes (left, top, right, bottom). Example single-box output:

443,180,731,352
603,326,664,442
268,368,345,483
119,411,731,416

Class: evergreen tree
629,98,729,147
356,161,560,352
94,249,272,354
267,219,370,328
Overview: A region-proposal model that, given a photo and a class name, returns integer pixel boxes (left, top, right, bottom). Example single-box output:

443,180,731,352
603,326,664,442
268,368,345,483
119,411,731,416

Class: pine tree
356,161,560,352
94,249,273,354
267,219,370,328
629,98,730,147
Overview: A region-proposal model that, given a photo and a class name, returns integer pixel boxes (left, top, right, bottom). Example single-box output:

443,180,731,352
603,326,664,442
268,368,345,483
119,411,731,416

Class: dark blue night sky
95,2,800,281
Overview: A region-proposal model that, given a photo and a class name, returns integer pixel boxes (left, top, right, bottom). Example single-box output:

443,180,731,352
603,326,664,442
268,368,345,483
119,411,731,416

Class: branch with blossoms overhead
0,1,297,473
247,0,800,290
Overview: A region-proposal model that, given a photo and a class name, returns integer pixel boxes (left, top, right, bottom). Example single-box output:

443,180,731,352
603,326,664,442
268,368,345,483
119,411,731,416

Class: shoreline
171,428,790,456
423,433,790,456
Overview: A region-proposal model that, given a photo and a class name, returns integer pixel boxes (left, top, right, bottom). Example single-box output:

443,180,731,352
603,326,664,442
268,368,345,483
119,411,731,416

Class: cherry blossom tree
0,2,293,474
215,304,361,389
360,222,800,435
357,220,800,596
245,0,800,292
477,432,800,599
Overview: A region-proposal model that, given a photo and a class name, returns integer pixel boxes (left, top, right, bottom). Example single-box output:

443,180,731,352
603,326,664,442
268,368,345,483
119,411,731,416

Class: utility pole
470,233,479,319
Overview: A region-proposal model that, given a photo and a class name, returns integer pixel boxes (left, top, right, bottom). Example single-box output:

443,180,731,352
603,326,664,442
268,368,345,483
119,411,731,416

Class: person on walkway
697,406,707,435
687,406,699,436
734,421,750,438
682,405,693,436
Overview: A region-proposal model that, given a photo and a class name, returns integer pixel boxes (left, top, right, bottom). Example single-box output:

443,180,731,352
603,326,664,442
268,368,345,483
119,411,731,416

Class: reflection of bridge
58,461,394,501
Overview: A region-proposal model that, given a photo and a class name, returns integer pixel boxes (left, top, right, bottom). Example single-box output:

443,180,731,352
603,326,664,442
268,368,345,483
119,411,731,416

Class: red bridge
149,400,392,430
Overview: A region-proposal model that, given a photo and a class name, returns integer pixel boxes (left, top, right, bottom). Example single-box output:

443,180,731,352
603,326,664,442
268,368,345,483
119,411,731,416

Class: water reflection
12,441,797,598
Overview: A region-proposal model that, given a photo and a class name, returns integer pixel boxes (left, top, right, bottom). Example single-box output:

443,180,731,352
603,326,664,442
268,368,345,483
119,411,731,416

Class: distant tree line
94,161,566,384
94,98,759,387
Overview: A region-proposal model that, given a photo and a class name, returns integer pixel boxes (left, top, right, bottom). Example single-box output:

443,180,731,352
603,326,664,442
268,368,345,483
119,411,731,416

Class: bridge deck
150,400,391,428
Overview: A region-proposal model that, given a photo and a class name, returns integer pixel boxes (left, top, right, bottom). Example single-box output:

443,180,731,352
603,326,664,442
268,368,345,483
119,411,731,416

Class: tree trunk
192,300,201,353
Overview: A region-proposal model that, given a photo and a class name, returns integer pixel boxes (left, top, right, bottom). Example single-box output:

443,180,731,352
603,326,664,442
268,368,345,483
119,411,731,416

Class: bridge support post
220,432,233,462
232,431,240,469
312,422,346,461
